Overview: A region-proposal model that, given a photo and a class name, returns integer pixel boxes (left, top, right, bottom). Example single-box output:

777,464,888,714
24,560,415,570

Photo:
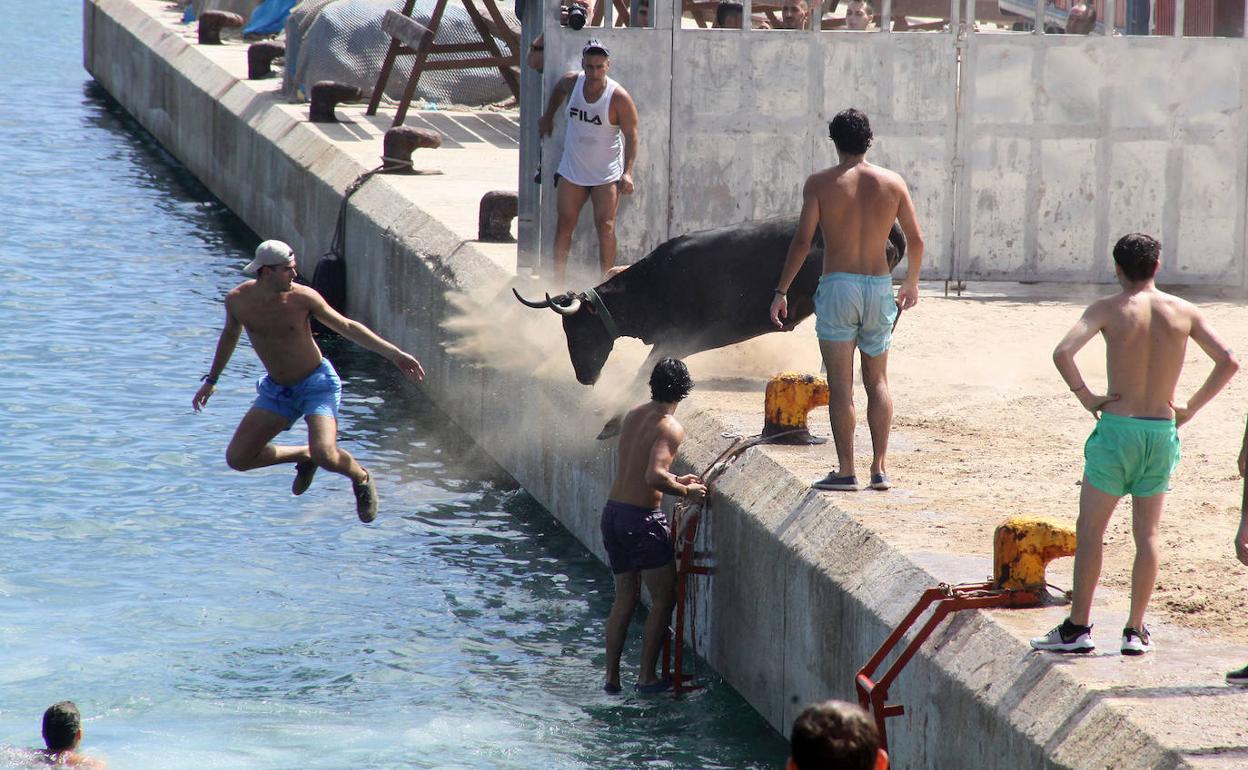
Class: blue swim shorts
813,272,898,357
1083,413,1181,498
253,358,342,430
600,500,674,574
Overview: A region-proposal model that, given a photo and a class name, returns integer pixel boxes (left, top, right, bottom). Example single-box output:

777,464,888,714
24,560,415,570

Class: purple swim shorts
600,500,674,575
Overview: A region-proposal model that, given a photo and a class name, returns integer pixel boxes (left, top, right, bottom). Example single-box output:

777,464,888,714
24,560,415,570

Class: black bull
515,216,907,390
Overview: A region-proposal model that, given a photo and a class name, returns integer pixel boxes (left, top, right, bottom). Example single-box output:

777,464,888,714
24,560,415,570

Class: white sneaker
1030,619,1095,653
1121,626,1152,656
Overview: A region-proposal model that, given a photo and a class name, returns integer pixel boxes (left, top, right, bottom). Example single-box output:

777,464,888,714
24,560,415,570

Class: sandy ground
667,282,1248,647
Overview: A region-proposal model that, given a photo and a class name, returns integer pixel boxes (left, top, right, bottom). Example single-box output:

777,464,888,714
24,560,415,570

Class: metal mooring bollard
761,372,829,444
198,11,244,45
478,191,518,242
309,81,361,123
855,516,1073,751
380,126,443,174
247,41,285,80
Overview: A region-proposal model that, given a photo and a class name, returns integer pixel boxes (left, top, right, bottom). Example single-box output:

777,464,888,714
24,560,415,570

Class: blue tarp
243,0,297,35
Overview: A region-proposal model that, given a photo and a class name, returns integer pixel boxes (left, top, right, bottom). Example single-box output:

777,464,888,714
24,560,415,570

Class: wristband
201,374,219,385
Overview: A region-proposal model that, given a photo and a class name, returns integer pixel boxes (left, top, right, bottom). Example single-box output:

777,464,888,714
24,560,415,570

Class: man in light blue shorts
1031,233,1237,657
193,240,426,523
770,108,924,492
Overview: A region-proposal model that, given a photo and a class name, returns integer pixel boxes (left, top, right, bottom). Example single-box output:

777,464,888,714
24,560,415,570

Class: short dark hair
649,357,693,403
716,0,743,25
829,108,873,155
42,701,82,752
790,700,880,770
1113,232,1161,282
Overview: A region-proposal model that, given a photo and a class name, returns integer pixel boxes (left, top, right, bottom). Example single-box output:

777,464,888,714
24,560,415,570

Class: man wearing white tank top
538,39,639,283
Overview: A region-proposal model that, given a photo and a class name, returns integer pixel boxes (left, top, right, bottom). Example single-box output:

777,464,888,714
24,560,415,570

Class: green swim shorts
1083,412,1181,498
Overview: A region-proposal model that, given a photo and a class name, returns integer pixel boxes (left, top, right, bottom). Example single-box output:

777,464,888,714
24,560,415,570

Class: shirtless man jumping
769,108,924,492
1031,233,1237,656
192,240,425,523
601,357,707,694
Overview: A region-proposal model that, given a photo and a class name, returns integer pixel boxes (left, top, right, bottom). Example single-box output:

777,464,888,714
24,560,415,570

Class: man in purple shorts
600,358,707,694
192,239,425,523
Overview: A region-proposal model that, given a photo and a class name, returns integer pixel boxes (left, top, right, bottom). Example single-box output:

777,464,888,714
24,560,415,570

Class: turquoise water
0,3,787,768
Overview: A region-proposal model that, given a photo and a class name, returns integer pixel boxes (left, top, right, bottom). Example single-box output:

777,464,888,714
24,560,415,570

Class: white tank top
557,73,623,187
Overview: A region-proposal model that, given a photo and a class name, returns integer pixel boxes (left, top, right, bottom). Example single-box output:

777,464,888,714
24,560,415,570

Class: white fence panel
959,34,1248,285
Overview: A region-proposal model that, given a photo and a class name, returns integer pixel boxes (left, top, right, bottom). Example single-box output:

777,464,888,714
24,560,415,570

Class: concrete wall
84,2,1215,766
529,7,1248,288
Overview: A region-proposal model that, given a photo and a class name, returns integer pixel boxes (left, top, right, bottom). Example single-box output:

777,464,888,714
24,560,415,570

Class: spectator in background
845,0,872,29
1065,0,1096,33
715,0,743,27
789,701,888,770
780,0,812,29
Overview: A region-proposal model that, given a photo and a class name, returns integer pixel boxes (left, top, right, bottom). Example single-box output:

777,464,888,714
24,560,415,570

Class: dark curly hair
829,108,873,155
1113,232,1161,282
790,700,880,770
42,701,81,752
649,357,693,403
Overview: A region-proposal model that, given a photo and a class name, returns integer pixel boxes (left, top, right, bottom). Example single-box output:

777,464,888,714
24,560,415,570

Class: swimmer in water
29,701,106,769
192,240,425,523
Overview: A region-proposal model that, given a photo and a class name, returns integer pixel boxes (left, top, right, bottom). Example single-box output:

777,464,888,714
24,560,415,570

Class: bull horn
512,287,552,309
546,293,583,316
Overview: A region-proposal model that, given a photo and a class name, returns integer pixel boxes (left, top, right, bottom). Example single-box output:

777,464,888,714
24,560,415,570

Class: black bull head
513,217,907,387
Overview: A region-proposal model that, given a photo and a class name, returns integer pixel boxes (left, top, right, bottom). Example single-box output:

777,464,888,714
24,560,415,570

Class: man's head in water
42,701,83,753
1113,232,1161,283
788,700,888,770
829,108,873,156
649,357,693,403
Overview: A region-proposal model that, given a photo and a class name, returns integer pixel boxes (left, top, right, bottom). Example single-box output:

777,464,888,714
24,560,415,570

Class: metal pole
1102,0,1115,33
1173,0,1185,34
881,0,892,31
742,0,752,28
1034,0,1046,31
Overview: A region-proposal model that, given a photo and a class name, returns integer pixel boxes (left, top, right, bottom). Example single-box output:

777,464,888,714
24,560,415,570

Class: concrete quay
83,1,1248,766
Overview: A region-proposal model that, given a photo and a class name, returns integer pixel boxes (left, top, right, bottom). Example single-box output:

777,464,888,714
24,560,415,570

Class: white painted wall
523,7,1248,288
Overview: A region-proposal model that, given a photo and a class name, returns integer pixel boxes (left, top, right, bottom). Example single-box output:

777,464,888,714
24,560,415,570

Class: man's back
1097,288,1195,418
608,402,679,509
812,161,905,276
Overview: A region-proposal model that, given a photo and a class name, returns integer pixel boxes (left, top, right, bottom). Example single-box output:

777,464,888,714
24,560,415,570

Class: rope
328,164,388,259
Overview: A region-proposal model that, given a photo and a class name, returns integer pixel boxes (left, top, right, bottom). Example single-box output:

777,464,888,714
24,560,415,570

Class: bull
514,216,906,436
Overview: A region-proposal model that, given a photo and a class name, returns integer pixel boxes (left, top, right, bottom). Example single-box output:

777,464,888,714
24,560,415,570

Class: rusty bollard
309,81,362,123
761,372,829,445
198,10,244,44
380,125,442,174
478,191,518,242
247,41,285,80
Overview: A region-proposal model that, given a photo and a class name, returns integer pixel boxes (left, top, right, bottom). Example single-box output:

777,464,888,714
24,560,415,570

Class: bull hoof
198,11,244,45
596,417,623,440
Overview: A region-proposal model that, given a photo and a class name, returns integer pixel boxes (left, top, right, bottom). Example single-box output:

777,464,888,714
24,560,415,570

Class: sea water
0,3,787,768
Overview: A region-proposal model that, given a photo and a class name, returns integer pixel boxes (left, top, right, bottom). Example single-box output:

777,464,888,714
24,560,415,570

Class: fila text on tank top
557,72,624,187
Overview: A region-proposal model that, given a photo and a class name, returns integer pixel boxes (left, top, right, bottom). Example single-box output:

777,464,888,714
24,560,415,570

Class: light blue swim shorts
1083,412,1180,498
254,358,342,430
813,272,898,357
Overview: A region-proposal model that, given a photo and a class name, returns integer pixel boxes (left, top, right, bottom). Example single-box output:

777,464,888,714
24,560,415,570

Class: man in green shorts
1031,233,1238,656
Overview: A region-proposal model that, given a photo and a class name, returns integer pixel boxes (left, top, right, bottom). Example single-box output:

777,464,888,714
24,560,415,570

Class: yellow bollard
761,372,829,445
993,516,1077,591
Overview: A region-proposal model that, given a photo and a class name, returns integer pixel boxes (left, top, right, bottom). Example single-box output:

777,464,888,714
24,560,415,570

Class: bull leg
596,345,686,440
